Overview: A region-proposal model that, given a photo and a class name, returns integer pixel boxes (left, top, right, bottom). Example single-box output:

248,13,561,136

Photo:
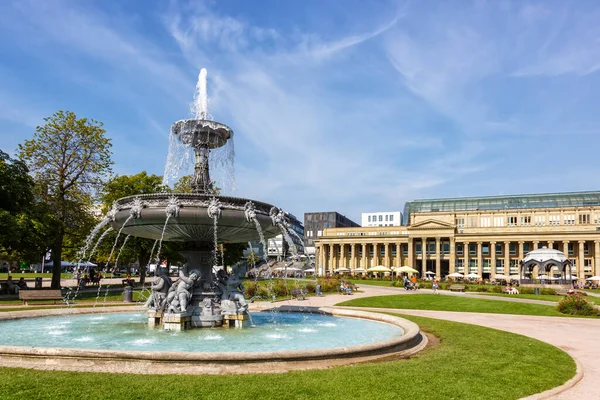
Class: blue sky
1,0,599,223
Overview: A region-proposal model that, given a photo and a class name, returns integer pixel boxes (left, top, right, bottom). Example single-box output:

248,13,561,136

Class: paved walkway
250,284,600,400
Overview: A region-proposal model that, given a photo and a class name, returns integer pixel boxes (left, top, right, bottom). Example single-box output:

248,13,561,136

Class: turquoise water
0,312,403,353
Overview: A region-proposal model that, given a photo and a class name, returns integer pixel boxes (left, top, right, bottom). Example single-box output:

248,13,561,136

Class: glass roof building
403,191,600,225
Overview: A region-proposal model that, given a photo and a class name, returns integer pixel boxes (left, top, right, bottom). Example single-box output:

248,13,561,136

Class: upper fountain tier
171,119,233,150
110,193,280,243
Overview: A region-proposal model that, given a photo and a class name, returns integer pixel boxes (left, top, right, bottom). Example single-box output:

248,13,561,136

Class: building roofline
410,190,600,203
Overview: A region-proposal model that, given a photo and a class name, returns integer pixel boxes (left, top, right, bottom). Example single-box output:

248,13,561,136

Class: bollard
534,287,539,295
35,277,43,289
123,286,133,303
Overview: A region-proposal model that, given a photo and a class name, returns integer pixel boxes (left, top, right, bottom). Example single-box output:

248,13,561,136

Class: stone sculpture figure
165,269,200,313
218,264,248,314
144,267,172,311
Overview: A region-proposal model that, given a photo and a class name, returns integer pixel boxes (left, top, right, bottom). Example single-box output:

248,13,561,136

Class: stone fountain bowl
110,193,280,243
171,119,232,149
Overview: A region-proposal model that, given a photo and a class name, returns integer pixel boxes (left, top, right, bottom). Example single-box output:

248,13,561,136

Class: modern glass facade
403,191,600,225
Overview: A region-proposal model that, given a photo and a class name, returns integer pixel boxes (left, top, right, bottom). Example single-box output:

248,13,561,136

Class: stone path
250,284,600,400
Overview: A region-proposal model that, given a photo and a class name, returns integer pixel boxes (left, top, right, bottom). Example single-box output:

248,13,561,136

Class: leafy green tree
246,251,260,266
173,174,221,194
18,111,113,288
101,171,169,213
0,149,56,263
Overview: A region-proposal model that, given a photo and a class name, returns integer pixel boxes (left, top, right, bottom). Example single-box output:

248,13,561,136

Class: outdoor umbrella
396,266,419,273
447,272,464,278
335,267,350,273
466,273,481,279
536,275,556,280
586,276,600,281
367,266,391,273
493,274,509,280
509,275,522,280
303,268,315,273
353,268,367,273
425,271,436,275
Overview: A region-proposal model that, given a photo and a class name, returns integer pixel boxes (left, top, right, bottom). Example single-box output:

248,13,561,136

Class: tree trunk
138,243,150,285
51,225,64,289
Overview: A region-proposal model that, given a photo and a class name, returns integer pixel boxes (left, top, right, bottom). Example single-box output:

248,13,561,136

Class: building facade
361,211,402,227
304,212,359,251
314,191,600,280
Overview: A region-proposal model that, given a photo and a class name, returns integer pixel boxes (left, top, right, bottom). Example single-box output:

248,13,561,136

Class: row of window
325,242,593,257
367,214,395,222
455,213,598,228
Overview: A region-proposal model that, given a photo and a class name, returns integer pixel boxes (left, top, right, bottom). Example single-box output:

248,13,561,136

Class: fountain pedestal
223,313,250,328
147,310,164,328
163,312,193,331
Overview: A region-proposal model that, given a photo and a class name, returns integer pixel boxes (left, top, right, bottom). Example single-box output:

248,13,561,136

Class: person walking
432,279,439,294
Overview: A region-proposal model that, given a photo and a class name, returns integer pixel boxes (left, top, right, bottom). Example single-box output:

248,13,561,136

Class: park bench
449,285,465,292
19,290,64,305
290,288,307,300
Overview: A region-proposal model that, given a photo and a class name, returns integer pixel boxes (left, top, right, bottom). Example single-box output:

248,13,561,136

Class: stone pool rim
0,305,424,374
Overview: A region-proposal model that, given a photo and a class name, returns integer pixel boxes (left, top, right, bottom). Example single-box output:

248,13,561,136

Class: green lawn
346,279,395,287
1,272,73,279
473,293,563,302
0,288,149,306
337,293,586,317
0,314,575,400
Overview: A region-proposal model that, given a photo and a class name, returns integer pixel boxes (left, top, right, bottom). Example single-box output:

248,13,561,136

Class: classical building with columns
314,191,600,280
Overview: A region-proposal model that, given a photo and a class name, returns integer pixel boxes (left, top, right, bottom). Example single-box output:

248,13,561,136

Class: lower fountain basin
110,193,280,242
0,306,424,374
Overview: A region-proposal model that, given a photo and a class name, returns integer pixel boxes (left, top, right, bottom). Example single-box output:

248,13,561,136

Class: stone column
595,241,600,277
362,243,367,270
407,238,414,268
533,240,539,250
384,243,390,268
372,243,378,266
330,244,336,273
435,237,441,279
396,242,402,269
422,237,428,276
464,242,470,274
490,241,496,279
518,241,524,277
578,241,585,279
449,237,456,274
350,243,356,271
477,242,483,277
504,241,510,276
562,240,569,258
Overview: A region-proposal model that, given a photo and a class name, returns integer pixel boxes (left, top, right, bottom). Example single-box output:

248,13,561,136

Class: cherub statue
219,264,248,313
165,269,200,313
144,267,172,310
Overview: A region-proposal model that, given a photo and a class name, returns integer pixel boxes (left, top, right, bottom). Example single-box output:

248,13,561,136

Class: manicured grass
473,293,562,302
346,279,395,287
338,293,584,317
1,273,72,279
0,314,575,400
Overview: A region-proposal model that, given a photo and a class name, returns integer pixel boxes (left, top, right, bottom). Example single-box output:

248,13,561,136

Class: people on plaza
432,279,439,294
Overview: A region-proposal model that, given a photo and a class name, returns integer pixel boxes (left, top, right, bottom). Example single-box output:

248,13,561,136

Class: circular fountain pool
0,306,424,374
0,312,403,353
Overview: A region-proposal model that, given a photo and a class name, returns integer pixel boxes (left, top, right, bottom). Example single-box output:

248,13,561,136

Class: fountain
0,68,425,374
110,68,280,330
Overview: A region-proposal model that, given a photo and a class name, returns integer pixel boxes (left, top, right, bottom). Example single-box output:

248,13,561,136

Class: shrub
540,288,557,296
519,287,535,295
557,293,596,316
474,286,489,292
317,277,340,293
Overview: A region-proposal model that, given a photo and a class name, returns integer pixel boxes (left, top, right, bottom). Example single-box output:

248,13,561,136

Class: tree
173,174,221,194
101,171,169,213
0,149,56,263
100,172,175,283
18,111,113,288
